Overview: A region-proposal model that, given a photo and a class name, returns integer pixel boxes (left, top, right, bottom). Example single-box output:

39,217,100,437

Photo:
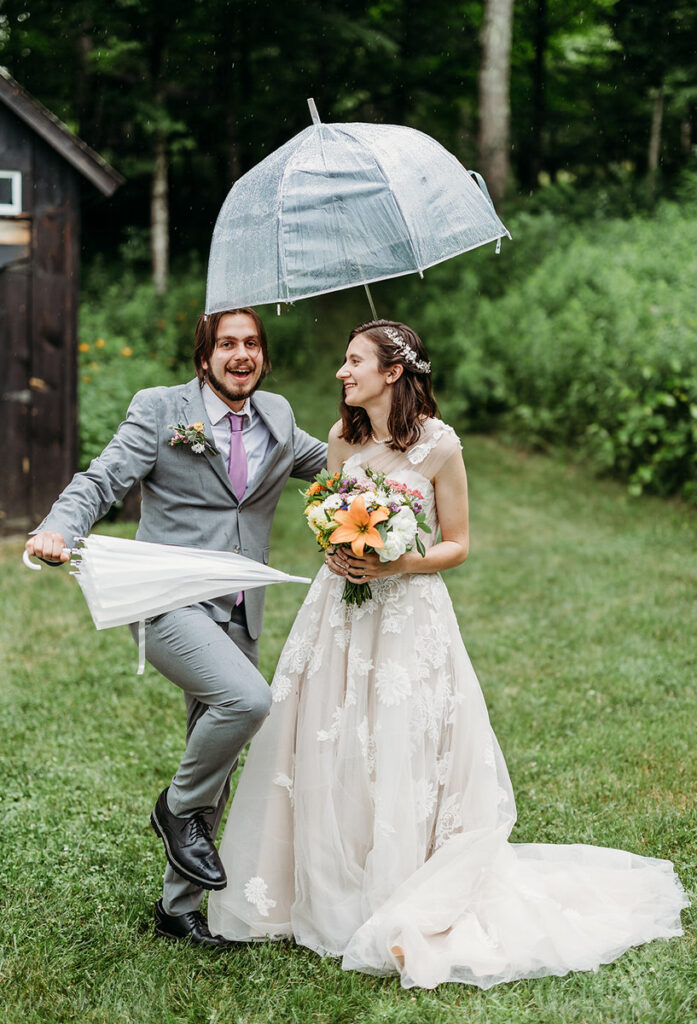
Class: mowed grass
1,424,696,1024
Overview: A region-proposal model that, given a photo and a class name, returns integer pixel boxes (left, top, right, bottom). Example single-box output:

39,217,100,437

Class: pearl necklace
371,432,392,445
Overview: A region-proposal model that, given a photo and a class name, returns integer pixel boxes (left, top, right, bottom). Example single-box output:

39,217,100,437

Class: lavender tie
227,412,248,500
227,412,248,607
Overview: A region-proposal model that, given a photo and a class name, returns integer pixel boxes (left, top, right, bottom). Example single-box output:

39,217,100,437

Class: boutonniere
168,421,219,455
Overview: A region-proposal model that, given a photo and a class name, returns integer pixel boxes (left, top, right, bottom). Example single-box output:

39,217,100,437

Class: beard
206,362,261,405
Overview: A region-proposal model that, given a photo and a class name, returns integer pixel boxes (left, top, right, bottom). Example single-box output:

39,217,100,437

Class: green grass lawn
1,430,695,1024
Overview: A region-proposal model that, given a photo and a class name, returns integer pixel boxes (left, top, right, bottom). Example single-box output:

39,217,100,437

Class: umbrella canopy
206,106,510,313
65,534,310,630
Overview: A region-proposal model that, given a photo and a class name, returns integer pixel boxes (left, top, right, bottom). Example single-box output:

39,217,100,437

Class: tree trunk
151,132,169,296
478,0,515,207
647,82,664,194
680,112,692,156
75,28,94,141
527,0,547,191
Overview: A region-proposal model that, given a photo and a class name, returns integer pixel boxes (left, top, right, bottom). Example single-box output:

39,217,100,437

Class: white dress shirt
202,383,271,494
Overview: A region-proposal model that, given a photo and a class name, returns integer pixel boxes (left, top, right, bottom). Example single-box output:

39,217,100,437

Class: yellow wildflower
122,347,133,357
79,342,90,353
95,338,106,349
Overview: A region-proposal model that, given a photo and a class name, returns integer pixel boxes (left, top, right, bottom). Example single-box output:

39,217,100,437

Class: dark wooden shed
0,69,123,533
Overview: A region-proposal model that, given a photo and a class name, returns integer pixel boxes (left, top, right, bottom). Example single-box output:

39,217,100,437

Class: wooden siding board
0,261,32,528
29,139,79,520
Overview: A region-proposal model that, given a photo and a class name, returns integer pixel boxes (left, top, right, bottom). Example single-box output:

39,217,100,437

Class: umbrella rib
276,146,294,303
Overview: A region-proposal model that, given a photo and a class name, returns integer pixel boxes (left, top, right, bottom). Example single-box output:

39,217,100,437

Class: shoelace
188,815,213,842
181,910,208,930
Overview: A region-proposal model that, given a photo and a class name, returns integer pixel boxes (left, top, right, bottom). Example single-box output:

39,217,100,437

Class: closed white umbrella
24,534,310,671
206,100,510,314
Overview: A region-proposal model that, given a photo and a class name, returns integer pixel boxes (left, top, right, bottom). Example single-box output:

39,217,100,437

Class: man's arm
290,417,328,482
26,389,161,559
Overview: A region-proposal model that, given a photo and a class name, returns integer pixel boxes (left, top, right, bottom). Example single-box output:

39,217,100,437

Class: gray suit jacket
35,378,327,639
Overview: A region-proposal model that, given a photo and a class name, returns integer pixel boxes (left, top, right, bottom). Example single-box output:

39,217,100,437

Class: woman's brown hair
339,319,438,451
193,308,272,383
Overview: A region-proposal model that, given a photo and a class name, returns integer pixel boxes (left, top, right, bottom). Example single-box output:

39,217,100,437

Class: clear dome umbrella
206,99,510,316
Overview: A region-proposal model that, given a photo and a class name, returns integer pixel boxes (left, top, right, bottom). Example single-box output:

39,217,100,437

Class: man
26,308,327,947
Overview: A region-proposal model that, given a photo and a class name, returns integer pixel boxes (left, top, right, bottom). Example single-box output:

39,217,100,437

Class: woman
208,320,685,989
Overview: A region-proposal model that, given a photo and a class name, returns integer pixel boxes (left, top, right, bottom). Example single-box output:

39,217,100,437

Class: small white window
0,171,22,215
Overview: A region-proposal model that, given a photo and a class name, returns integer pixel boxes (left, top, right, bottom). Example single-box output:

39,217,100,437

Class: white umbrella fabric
206,100,510,314
24,534,310,672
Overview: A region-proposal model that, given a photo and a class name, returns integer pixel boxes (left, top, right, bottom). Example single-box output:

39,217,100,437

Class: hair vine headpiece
383,325,431,374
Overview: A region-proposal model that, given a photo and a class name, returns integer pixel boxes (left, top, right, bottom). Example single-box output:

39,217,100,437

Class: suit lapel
181,380,238,503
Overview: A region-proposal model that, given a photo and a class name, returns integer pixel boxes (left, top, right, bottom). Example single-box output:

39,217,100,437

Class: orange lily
329,496,389,556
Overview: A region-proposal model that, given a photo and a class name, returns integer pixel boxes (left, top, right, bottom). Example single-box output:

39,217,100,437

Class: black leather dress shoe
150,787,227,891
154,899,235,947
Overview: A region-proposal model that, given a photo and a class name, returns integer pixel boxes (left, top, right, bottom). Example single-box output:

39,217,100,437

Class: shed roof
0,67,124,196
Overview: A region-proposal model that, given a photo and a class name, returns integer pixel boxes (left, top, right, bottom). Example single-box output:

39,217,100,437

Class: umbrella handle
22,548,72,571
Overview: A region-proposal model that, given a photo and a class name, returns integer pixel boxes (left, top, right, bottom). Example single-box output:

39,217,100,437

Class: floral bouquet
301,467,431,605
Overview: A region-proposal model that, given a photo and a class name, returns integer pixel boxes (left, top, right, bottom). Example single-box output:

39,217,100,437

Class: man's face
203,312,265,410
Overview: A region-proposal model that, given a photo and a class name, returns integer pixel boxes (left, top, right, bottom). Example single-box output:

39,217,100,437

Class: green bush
398,199,697,503
78,267,202,467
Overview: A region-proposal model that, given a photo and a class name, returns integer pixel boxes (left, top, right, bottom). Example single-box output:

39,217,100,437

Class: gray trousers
131,603,271,915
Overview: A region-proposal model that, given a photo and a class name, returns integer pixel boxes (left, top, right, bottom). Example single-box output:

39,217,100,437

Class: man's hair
193,308,272,383
339,319,438,451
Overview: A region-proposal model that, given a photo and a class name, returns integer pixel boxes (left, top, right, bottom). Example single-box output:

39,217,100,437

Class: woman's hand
325,546,414,582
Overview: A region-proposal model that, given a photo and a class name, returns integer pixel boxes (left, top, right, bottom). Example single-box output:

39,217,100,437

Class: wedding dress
208,419,686,989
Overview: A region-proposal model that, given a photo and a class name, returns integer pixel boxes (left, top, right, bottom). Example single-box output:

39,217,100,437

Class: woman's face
336,334,390,408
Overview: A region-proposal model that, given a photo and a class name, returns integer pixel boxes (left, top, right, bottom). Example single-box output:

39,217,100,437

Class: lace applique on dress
410,677,453,744
244,876,277,917
375,659,412,706
273,772,294,803
357,716,377,778
317,704,345,742
347,648,373,707
411,574,446,611
434,793,464,849
407,421,462,466
414,779,438,823
271,674,292,703
277,632,314,676
435,751,452,786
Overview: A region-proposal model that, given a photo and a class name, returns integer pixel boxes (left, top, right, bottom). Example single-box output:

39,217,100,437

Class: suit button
233,545,241,554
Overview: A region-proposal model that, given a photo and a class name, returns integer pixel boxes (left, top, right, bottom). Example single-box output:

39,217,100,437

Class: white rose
377,507,418,563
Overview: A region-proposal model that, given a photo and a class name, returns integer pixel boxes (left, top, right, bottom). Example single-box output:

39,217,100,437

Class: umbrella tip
307,97,321,125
